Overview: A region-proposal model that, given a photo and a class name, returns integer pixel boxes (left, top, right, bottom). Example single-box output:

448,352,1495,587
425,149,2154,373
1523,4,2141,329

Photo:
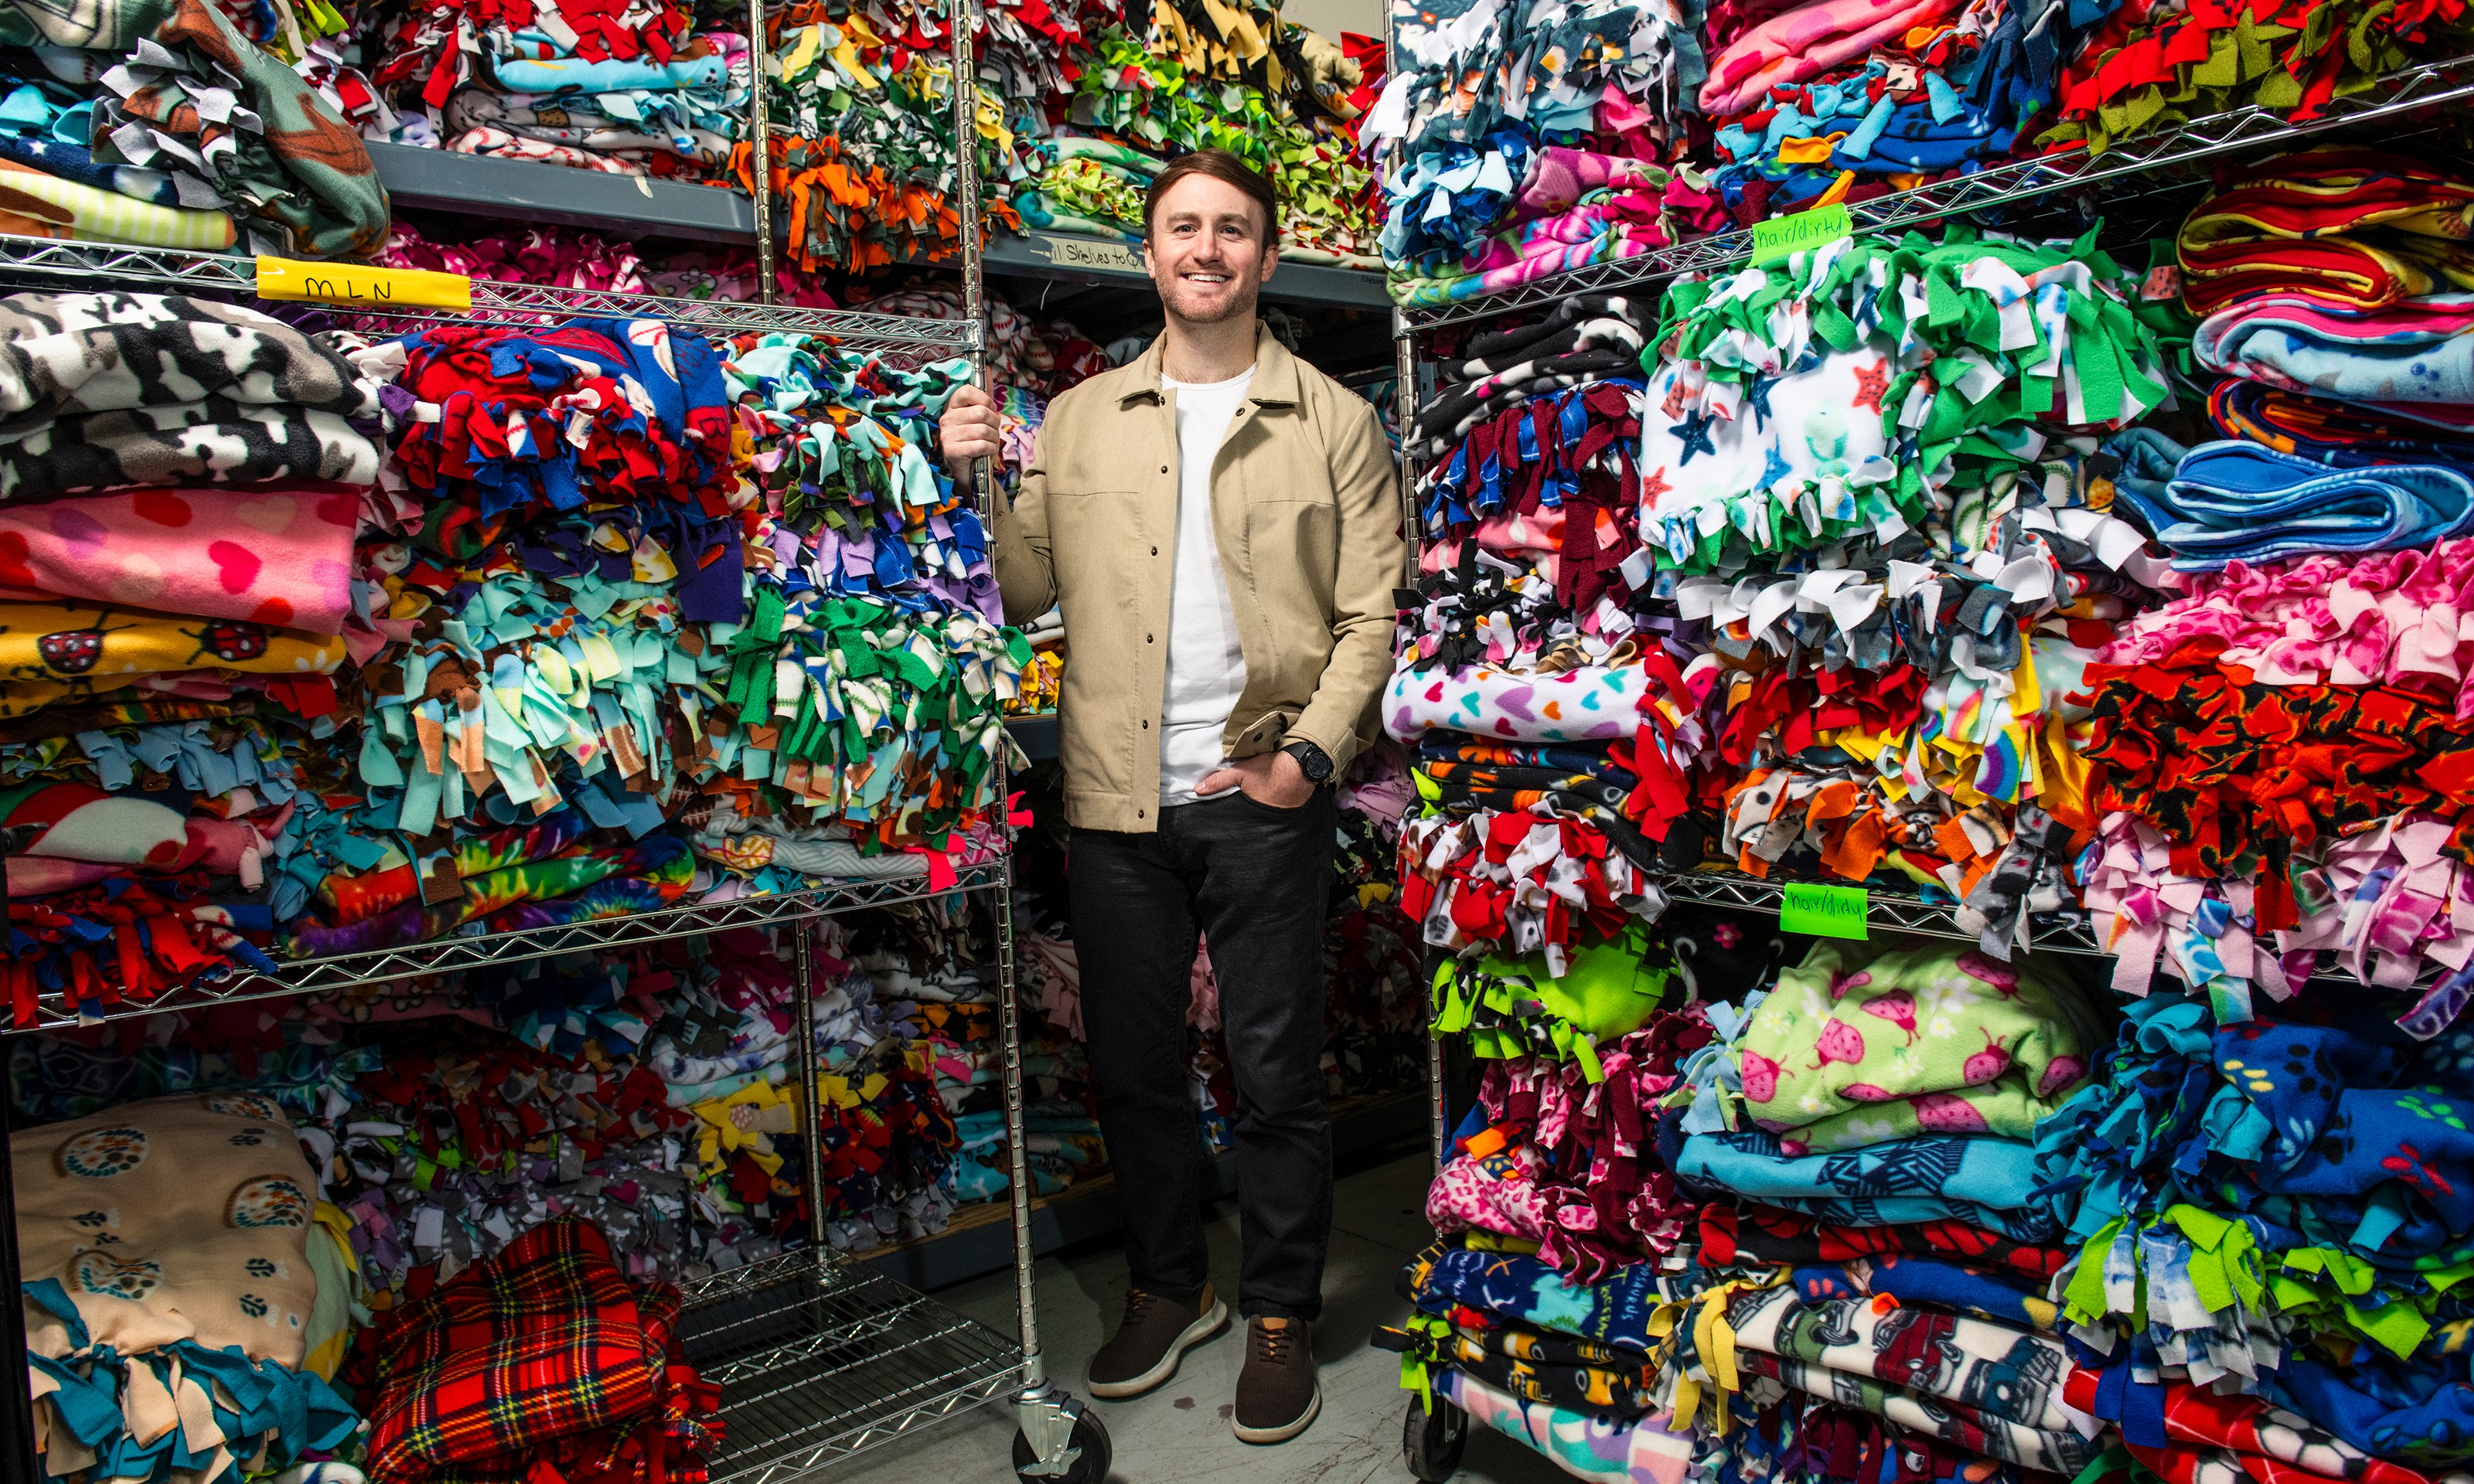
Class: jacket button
1160,465,1168,473
1150,546,1159,556
1142,720,1150,730
1147,634,1154,643
1137,808,1145,819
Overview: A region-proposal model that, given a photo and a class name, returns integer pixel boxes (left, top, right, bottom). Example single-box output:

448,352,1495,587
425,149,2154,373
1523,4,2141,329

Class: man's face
1143,173,1277,327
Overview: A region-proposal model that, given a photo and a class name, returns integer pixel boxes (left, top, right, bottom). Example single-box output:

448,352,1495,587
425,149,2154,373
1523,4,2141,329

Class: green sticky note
1780,882,1869,940
1750,203,1854,267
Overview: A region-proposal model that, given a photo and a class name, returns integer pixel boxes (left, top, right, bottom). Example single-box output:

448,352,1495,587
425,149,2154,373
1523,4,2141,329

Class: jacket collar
1113,321,1301,408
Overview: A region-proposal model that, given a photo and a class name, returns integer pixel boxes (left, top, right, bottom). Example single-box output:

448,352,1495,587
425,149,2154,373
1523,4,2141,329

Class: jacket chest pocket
1047,488,1148,594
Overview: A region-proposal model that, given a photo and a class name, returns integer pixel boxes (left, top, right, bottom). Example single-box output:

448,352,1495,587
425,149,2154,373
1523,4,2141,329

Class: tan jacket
991,323,1405,832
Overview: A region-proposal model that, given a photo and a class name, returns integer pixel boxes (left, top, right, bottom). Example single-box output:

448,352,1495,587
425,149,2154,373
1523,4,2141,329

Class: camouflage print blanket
0,293,385,499
0,399,383,501
0,292,382,424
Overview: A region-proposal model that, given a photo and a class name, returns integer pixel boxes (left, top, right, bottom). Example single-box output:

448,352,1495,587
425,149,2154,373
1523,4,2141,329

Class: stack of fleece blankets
1376,130,1725,307
1632,226,2185,949
752,0,1016,273
361,0,748,180
306,312,739,962
0,291,413,1024
1060,19,1382,264
853,897,1102,1208
1362,0,1722,306
1381,918,2108,1484
2074,151,2474,1022
694,331,1030,878
0,0,388,255
1698,0,2085,220
2037,0,2474,155
1385,295,1692,971
2033,988,2474,1484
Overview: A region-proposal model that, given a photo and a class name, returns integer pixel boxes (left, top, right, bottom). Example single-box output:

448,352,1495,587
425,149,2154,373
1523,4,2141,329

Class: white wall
1282,0,1383,41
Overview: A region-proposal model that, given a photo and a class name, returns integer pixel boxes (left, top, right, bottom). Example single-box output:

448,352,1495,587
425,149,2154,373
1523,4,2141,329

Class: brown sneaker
1086,1284,1228,1399
1232,1317,1320,1444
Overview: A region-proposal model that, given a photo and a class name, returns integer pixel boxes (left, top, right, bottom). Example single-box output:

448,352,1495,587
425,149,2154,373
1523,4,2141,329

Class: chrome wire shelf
0,233,980,349
1654,867,2108,955
1396,52,2474,332
19,865,1004,1033
678,1248,1024,1484
1654,866,2419,989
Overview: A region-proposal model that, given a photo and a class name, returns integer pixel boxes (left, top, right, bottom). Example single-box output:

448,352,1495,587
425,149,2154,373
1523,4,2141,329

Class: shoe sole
1232,1382,1321,1445
1087,1300,1230,1400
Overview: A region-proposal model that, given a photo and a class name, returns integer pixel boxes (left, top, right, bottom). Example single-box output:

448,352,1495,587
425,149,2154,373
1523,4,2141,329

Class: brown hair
1143,149,1279,245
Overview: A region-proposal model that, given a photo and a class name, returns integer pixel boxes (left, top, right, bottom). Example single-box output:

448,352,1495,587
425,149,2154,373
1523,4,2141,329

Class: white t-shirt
1158,366,1255,805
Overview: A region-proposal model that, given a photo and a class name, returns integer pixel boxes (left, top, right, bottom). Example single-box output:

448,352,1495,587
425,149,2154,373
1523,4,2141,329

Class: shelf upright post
1375,0,1450,1180
952,0,1098,1469
790,922,832,1269
0,825,35,1480
747,0,776,304
951,0,1043,1382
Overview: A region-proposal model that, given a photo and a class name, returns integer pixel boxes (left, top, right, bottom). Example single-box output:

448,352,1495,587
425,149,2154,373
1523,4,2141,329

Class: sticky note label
1749,204,1853,268
257,257,472,311
1780,882,1869,940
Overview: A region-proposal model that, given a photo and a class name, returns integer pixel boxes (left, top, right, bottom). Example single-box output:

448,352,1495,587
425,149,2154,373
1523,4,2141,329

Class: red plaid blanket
365,1218,723,1484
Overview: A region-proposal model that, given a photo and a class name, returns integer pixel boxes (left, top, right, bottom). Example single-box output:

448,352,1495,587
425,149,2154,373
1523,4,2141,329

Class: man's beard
1162,275,1257,325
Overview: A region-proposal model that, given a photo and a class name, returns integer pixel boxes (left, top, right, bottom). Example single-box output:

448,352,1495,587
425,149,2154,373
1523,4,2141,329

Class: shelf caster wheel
1403,1394,1467,1481
1014,1390,1110,1482
1405,1394,1454,1474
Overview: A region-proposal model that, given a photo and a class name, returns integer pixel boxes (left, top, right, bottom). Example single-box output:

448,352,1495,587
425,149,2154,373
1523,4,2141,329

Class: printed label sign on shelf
1749,204,1853,268
1779,882,1869,940
1037,235,1145,274
256,257,472,311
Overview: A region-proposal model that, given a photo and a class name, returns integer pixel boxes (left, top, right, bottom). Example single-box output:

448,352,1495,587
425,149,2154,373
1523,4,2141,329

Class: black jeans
1068,789,1337,1321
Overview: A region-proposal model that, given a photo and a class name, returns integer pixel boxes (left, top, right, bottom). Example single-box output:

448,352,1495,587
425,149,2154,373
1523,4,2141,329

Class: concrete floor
833,1149,1568,1484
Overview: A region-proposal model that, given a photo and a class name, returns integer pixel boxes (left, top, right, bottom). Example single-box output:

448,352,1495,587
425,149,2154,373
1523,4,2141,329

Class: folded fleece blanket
1437,1367,1706,1484
1672,1128,2057,1239
0,482,363,630
2196,293,2474,414
1385,662,1651,744
2178,151,2474,315
2118,439,2474,569
0,397,383,502
17,1092,356,1483
0,600,346,684
2208,381,2474,472
91,0,390,259
1732,939,2101,1151
0,155,235,249
0,291,380,425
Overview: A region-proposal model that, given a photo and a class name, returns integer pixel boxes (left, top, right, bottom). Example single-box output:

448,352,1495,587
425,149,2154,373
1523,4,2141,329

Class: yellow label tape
256,257,472,311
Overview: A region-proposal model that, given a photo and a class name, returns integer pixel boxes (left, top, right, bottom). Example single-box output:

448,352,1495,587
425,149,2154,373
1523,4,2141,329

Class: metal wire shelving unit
1381,32,2470,1475
0,1,1105,1479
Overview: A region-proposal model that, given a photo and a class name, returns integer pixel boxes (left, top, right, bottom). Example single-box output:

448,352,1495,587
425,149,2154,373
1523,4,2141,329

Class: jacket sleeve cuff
1283,715,1361,774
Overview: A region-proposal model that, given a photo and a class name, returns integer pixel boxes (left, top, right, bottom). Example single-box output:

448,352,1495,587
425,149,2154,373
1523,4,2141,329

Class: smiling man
939,150,1402,1445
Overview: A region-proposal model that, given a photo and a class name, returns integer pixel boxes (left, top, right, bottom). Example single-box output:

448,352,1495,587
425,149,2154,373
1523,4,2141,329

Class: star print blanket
1638,342,1901,574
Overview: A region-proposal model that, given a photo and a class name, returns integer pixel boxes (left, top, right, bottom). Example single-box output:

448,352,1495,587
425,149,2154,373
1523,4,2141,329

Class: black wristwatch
1282,740,1334,787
